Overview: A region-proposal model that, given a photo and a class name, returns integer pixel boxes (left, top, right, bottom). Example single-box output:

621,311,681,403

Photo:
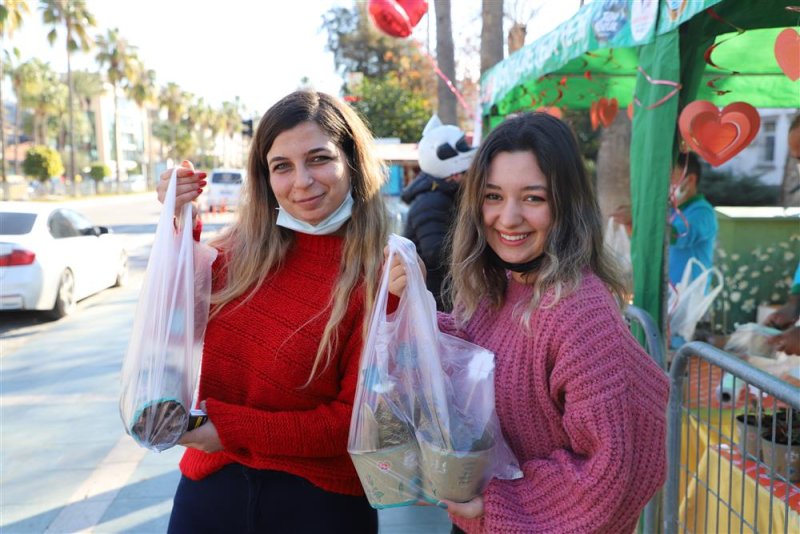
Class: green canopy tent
479,0,799,340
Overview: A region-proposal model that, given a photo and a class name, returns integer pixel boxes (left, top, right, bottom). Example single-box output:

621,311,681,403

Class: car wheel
46,269,76,320
114,252,129,287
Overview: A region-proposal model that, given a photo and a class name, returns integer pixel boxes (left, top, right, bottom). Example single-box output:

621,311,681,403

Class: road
0,194,449,533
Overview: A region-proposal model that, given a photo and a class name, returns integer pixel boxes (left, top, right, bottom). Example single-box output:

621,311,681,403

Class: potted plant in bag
760,409,800,482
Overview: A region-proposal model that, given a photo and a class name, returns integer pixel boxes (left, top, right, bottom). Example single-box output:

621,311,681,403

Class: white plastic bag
724,323,781,359
119,168,217,451
348,234,521,509
668,257,723,342
604,218,632,279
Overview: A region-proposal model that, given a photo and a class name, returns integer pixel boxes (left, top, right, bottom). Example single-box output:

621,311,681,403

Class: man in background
403,115,476,311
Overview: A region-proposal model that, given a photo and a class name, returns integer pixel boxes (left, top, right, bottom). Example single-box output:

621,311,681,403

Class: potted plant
734,410,773,461
760,409,800,482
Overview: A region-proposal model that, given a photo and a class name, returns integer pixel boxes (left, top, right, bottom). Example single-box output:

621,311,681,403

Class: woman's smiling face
267,121,351,226
482,150,553,278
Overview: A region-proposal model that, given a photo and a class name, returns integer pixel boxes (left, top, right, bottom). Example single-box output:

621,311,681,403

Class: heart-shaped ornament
597,97,619,127
368,0,428,38
590,101,600,131
678,100,761,167
774,28,800,81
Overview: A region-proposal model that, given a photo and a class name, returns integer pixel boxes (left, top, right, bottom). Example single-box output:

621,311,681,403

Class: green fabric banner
630,29,681,333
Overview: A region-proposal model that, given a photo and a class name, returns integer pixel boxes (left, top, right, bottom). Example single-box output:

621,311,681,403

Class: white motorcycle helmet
417,115,477,179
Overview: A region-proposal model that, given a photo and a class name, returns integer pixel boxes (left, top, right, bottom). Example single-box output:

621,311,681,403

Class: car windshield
212,172,242,184
0,212,37,235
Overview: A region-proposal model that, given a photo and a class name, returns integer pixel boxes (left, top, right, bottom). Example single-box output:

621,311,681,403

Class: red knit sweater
443,273,670,533
179,232,367,496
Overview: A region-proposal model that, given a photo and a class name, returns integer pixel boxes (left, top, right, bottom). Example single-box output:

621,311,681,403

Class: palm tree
159,82,187,159
8,55,37,176
71,69,103,159
220,100,241,167
41,0,95,193
126,58,156,185
95,27,137,191
0,0,30,197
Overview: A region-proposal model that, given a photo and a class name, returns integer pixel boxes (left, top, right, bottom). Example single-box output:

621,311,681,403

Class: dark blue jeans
168,464,378,534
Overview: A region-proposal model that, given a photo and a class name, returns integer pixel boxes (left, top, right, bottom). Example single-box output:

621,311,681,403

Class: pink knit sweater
442,273,669,533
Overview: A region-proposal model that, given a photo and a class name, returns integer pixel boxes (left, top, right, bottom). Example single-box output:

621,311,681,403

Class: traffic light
242,119,254,137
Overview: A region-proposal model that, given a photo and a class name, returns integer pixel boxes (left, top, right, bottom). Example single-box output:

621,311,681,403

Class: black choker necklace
487,248,545,273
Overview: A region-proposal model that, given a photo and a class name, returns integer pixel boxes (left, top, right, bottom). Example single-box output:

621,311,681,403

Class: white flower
785,252,795,261
731,253,740,261
742,299,756,313
718,249,728,258
764,265,773,273
730,291,741,303
737,265,748,273
767,247,776,253
779,242,790,248
750,287,759,295
738,281,749,290
723,301,731,311
772,293,781,302
750,271,760,278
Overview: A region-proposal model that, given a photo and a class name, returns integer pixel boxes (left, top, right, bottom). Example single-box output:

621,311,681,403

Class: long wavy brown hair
447,112,628,327
209,91,388,382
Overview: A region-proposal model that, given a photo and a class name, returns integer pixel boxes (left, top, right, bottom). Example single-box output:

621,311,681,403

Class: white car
204,168,246,212
0,202,129,319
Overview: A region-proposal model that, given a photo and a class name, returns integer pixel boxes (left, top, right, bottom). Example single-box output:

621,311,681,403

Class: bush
700,167,779,206
22,146,64,182
88,162,111,182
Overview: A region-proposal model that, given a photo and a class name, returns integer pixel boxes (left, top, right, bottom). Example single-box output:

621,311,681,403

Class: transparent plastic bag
724,322,782,359
119,168,217,451
603,218,631,280
668,257,723,342
348,234,522,509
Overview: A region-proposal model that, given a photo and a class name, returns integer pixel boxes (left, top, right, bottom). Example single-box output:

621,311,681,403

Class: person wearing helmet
402,115,477,310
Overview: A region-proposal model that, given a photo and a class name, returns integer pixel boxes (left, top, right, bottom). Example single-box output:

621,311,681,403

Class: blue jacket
668,194,718,286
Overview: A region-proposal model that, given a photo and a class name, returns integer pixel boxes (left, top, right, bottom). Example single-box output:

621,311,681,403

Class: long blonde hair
447,112,627,326
209,91,388,382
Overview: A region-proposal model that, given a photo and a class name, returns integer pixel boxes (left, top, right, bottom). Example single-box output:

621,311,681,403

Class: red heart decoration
399,0,428,28
774,28,800,81
590,101,599,131
596,97,619,128
368,0,428,38
678,100,761,167
536,106,562,119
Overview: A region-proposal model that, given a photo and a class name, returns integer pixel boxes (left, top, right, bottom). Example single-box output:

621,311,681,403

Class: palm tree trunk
596,113,632,221
67,21,77,196
480,0,504,74
433,0,457,125
0,50,7,201
113,85,124,193
13,90,20,176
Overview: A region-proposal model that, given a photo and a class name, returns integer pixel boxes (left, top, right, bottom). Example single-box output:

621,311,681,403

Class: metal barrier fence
665,341,800,534
625,305,668,534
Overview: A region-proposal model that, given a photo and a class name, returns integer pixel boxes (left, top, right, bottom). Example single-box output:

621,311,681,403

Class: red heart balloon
398,0,428,28
368,0,428,39
596,97,618,128
590,101,600,131
678,100,761,167
774,28,800,81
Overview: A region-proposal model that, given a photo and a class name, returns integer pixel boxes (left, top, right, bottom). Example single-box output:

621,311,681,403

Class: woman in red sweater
388,112,669,533
157,91,387,533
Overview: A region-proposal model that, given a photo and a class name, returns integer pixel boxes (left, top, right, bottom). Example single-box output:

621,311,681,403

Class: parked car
0,202,129,319
204,168,246,212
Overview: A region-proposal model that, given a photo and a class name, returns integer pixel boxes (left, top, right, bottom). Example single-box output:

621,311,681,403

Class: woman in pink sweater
389,112,669,533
